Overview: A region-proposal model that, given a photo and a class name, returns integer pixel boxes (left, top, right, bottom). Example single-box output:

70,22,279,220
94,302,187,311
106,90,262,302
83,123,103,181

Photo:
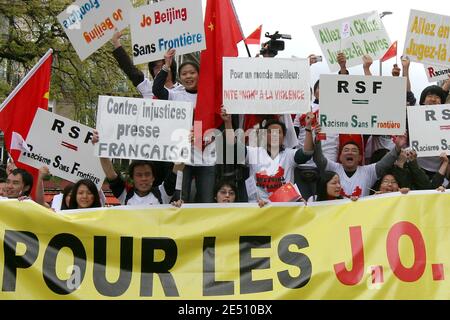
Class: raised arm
161,163,185,197
92,130,118,180
337,52,349,75
312,125,328,172
375,135,405,177
152,49,176,100
442,75,450,103
431,153,449,188
362,55,373,76
401,56,417,106
111,31,145,87
221,108,235,145
35,166,50,208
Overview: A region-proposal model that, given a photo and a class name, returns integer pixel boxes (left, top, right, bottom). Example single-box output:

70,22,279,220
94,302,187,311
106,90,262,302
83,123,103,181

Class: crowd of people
1,32,449,211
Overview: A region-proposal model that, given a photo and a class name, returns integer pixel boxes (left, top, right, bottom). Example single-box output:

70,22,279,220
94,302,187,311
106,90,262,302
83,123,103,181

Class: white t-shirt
169,86,197,105
136,79,184,100
136,78,154,99
326,161,378,197
117,184,172,206
246,147,299,201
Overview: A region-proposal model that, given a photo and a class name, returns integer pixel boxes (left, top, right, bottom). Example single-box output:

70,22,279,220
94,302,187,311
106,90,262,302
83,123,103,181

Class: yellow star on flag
43,91,49,99
208,22,214,31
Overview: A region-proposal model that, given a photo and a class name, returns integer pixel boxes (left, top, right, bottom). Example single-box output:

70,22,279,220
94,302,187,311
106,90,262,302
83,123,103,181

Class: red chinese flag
195,0,244,135
268,183,302,202
0,49,53,199
244,25,262,45
380,41,397,62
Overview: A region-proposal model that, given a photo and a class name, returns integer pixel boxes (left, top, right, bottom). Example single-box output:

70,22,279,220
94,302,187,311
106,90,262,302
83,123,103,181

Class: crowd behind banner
1,192,449,300
0,3,450,302
1,5,449,212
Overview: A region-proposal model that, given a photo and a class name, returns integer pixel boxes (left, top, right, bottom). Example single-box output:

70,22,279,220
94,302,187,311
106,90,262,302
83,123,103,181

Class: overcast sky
210,0,448,99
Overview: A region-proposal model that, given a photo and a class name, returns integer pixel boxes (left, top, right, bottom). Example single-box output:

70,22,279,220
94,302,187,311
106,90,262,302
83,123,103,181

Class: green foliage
0,0,139,126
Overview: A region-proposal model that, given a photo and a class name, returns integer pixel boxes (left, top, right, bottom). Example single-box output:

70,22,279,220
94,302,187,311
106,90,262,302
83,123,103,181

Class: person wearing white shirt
313,127,406,198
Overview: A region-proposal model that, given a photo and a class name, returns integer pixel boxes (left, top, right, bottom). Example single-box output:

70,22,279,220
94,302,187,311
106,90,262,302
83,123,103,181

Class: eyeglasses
381,179,398,185
218,189,235,196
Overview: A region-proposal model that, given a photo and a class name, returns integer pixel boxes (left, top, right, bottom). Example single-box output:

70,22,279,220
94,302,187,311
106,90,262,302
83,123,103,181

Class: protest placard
423,63,450,82
403,10,450,67
130,0,205,65
57,0,132,61
312,11,391,72
319,75,406,135
407,104,450,157
18,109,105,189
223,57,310,114
96,96,193,162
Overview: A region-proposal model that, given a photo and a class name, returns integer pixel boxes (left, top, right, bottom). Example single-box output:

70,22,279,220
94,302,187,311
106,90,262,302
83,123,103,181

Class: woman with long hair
68,179,102,209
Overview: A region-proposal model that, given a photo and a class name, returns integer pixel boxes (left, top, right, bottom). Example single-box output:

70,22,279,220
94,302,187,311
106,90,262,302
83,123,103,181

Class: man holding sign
92,130,183,206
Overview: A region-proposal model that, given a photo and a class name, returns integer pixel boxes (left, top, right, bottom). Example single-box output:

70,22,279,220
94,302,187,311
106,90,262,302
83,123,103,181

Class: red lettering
428,66,435,78
386,221,426,282
333,226,365,285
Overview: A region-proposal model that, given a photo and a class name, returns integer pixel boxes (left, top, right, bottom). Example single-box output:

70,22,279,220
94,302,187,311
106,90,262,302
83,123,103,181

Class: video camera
260,31,292,57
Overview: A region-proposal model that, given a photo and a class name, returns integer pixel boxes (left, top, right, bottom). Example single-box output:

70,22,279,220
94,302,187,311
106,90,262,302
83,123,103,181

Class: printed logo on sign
66,5,82,30
62,0,101,30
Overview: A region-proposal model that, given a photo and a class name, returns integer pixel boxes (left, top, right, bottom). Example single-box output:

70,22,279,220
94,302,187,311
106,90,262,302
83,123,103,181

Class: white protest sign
18,109,105,189
96,96,193,162
319,75,407,135
424,63,450,82
312,11,391,72
57,0,132,61
223,57,311,114
403,10,450,67
130,0,205,65
407,104,450,157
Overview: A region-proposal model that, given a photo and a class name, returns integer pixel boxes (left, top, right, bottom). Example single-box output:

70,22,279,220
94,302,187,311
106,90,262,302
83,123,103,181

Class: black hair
370,171,399,195
313,79,320,93
69,179,101,209
213,179,238,203
178,60,200,75
10,168,33,196
419,85,448,105
315,171,342,201
341,140,360,152
262,119,287,136
128,160,155,179
60,183,74,210
148,59,177,82
370,148,389,164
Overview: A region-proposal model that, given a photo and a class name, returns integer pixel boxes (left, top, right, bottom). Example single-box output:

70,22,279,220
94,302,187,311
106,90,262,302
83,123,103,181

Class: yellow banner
0,191,449,300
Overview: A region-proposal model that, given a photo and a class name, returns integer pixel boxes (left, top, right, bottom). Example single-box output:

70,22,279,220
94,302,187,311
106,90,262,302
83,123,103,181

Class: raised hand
92,129,99,145
391,64,401,77
164,48,176,68
337,52,348,74
220,107,231,123
39,166,50,179
111,31,122,48
401,55,410,70
362,54,373,68
304,112,315,128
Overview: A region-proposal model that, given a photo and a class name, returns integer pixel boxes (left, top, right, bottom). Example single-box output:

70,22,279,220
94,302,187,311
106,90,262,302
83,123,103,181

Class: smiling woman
68,179,102,209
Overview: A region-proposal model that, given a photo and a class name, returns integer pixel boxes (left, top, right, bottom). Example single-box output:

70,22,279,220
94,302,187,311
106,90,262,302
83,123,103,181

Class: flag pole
244,42,252,58
0,48,53,111
230,0,251,57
